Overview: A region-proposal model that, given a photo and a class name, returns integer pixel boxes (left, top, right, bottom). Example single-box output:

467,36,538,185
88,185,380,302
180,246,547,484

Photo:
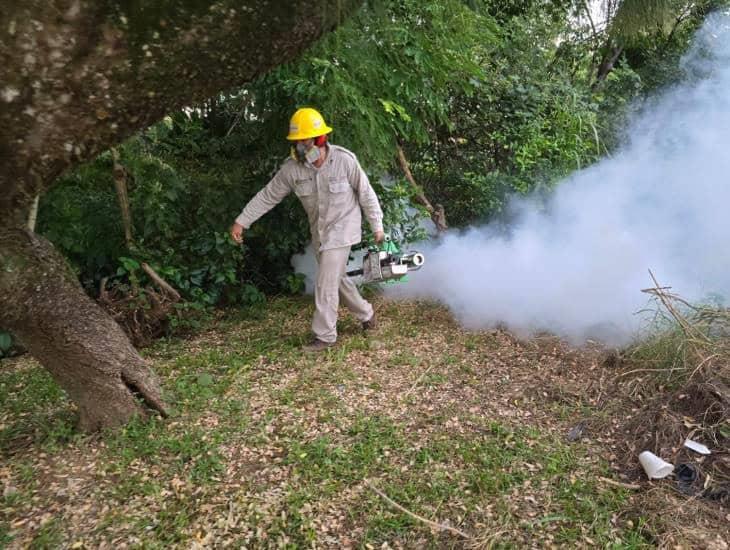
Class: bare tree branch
396,142,447,233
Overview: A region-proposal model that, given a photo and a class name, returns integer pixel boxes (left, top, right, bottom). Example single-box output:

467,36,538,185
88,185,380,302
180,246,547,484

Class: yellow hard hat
286,107,333,141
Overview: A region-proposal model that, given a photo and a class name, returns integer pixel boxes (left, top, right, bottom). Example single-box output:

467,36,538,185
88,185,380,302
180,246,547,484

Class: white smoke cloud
386,10,730,345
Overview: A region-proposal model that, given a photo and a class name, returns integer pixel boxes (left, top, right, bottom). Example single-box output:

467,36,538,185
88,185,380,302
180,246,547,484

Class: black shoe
302,338,335,353
362,314,378,331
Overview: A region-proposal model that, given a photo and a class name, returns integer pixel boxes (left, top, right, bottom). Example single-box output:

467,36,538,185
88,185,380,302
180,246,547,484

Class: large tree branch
582,0,599,43
0,0,363,226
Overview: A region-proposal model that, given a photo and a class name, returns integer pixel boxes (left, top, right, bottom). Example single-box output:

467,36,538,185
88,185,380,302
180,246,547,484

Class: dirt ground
1,296,728,548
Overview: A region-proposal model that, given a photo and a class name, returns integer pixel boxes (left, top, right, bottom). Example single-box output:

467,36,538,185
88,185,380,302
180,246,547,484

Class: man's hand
230,222,245,244
374,230,385,244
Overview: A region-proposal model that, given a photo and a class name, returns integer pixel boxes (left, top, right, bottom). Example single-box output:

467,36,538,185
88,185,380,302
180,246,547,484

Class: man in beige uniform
230,108,384,352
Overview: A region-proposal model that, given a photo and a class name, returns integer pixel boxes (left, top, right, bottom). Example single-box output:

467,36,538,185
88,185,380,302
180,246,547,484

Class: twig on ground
99,276,109,302
598,476,641,490
617,367,684,377
364,478,472,540
688,352,718,382
404,363,436,398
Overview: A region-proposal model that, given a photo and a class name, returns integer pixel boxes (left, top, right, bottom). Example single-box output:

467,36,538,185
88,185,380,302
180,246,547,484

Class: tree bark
1,1,361,209
0,0,362,431
0,228,167,431
592,41,624,90
396,143,448,232
111,148,133,248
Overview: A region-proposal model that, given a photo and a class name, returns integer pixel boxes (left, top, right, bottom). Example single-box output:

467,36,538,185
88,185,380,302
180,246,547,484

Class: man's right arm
231,168,292,242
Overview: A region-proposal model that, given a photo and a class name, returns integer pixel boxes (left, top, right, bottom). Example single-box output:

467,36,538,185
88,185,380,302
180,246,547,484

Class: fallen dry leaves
0,296,727,548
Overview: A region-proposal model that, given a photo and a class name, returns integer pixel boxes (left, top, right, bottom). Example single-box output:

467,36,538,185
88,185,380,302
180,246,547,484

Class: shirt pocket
328,179,350,196
294,179,316,197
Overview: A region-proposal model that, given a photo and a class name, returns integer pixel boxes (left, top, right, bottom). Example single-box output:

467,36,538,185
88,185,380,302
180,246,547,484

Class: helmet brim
286,125,333,141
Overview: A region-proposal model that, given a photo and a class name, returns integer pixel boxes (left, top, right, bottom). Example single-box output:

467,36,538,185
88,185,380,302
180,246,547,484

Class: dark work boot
302,338,335,353
362,313,378,331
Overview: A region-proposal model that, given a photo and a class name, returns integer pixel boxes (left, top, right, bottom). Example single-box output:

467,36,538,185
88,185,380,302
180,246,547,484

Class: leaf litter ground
1,296,728,548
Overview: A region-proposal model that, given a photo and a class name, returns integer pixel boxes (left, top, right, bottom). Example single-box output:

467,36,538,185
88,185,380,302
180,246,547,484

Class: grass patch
1,296,724,547
0,367,65,416
138,501,196,546
101,416,225,484
0,365,78,453
286,415,404,489
29,518,63,549
358,425,650,547
0,523,13,547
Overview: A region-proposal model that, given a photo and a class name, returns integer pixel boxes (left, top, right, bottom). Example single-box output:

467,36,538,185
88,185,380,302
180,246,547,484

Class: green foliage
373,178,429,243
408,3,605,224
589,0,726,150
591,65,644,152
251,0,496,170
620,0,727,90
38,115,305,314
36,0,718,329
39,155,126,287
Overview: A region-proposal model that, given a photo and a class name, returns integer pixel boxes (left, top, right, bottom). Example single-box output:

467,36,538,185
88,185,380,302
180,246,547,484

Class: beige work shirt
235,145,384,251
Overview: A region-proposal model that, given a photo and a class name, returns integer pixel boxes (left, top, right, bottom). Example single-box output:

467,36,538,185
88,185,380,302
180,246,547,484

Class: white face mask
295,141,321,164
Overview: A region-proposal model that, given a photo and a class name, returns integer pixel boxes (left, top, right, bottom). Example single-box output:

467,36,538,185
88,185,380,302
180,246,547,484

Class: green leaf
119,257,141,272
196,373,214,387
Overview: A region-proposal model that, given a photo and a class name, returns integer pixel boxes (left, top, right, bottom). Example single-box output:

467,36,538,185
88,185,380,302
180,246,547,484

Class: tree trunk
592,42,624,90
111,148,133,248
0,228,167,431
0,0,362,431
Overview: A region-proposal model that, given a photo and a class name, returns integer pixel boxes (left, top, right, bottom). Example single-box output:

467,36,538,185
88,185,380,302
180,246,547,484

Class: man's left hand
374,230,385,244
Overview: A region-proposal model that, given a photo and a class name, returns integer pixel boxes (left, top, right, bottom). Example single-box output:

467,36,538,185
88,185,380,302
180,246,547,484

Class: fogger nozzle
402,252,425,267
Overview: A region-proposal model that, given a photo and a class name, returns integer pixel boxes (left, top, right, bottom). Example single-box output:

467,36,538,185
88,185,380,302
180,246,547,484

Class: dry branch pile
98,263,181,348
616,273,730,507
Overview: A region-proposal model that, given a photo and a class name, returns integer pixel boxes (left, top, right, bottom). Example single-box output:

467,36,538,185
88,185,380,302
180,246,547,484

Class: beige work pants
313,246,374,343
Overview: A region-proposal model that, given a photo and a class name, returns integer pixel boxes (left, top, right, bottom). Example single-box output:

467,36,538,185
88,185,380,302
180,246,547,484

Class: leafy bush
0,330,13,358
35,0,712,330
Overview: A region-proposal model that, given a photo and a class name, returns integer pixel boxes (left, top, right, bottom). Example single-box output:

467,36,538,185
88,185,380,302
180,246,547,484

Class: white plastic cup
638,451,674,479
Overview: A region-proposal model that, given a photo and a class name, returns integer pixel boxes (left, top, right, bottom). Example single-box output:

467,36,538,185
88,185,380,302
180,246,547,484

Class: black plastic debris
675,463,700,495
